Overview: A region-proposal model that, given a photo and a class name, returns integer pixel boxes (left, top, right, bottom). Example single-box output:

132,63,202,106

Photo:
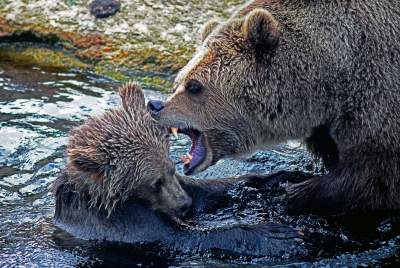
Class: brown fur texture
153,0,400,215
56,82,191,217
201,19,221,42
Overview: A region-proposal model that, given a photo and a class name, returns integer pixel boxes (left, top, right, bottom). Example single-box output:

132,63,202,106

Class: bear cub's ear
201,19,220,42
243,8,280,52
68,146,108,176
119,81,146,113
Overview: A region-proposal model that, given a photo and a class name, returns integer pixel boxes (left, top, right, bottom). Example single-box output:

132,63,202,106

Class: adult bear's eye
186,80,204,95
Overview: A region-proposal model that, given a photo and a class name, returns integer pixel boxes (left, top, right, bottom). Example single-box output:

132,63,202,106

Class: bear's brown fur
55,82,192,218
151,0,400,215
53,82,306,257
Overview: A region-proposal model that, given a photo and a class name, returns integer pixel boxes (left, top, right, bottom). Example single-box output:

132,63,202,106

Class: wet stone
89,0,121,19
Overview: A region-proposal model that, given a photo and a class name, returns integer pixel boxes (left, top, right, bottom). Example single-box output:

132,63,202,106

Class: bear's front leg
286,146,400,216
285,173,346,215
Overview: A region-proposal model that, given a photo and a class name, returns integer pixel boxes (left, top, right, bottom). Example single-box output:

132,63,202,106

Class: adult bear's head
149,8,282,175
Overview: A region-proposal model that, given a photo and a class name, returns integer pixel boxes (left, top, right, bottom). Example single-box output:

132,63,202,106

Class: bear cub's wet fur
53,82,192,219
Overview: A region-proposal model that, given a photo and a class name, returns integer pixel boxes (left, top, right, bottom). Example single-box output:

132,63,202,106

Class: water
1,62,400,267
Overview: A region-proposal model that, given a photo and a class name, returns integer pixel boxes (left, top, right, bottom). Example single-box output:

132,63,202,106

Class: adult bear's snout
147,99,165,115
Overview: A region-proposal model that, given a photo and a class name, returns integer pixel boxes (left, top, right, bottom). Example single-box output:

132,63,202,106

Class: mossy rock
0,47,88,70
0,0,246,90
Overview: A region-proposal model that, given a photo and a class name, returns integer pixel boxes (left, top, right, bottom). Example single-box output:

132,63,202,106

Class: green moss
112,45,194,74
0,47,88,70
94,65,171,92
64,0,77,6
140,76,173,92
94,65,130,81
0,1,9,7
1,0,246,91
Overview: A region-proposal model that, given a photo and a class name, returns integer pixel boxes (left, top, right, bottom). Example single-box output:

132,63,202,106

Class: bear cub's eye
186,80,204,95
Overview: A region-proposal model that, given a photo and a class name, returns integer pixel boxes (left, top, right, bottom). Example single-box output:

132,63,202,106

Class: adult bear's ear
201,19,220,42
243,9,280,51
119,81,146,113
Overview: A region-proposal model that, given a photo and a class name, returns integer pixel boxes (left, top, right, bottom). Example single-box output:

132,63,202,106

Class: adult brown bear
148,0,400,215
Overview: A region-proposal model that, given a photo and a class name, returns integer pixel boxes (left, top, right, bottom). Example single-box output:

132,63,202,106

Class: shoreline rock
89,0,121,19
0,0,245,91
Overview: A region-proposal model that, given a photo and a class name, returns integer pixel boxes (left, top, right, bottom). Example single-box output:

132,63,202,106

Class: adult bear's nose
147,100,165,114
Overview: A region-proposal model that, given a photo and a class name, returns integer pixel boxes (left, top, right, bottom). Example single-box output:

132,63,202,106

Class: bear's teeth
180,154,193,164
171,128,179,139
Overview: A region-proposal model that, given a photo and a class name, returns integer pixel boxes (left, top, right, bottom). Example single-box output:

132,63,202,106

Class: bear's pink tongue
184,132,206,175
173,128,206,175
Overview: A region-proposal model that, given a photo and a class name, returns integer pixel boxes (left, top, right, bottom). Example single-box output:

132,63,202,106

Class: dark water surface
1,62,400,267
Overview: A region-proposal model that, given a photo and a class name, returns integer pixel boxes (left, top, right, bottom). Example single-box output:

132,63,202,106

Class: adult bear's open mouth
171,127,212,175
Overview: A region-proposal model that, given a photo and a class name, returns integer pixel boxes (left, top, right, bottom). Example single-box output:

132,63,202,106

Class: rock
0,1,242,90
89,0,121,19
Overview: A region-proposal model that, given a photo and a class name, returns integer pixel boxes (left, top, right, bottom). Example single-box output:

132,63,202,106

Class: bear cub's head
67,82,192,218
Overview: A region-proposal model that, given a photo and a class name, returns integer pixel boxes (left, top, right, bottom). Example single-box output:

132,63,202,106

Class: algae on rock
0,47,88,70
0,0,245,90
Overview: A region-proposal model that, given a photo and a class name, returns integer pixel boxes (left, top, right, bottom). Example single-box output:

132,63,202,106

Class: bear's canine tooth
180,154,193,165
180,155,190,164
171,128,179,139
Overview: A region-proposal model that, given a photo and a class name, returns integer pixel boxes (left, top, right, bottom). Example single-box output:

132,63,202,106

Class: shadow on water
1,61,400,267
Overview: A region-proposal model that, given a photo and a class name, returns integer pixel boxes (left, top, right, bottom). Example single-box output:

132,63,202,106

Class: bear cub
54,82,192,219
